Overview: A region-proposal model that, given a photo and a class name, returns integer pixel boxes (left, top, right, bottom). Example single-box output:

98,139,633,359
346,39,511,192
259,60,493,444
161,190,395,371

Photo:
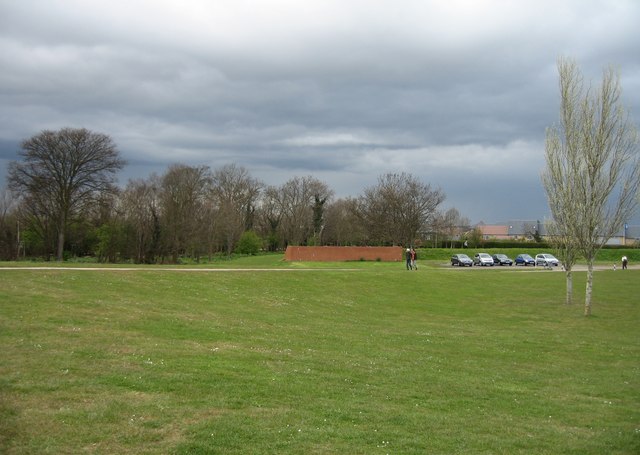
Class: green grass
1,258,639,454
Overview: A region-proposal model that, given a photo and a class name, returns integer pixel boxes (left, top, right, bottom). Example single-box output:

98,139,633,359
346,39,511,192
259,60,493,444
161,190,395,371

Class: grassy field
1,256,639,454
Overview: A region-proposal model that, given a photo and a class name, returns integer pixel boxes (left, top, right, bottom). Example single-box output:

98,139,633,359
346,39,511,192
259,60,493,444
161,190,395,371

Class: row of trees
1,129,463,262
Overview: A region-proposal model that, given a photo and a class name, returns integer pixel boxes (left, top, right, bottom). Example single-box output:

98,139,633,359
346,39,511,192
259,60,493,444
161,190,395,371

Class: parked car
514,254,535,266
492,253,513,266
451,253,473,267
535,253,560,267
473,252,495,266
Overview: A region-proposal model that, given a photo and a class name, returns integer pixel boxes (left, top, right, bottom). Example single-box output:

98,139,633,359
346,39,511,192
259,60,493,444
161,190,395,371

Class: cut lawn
1,258,638,454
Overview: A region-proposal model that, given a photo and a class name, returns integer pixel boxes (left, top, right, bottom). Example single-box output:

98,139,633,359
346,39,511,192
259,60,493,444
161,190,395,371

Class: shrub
236,230,263,255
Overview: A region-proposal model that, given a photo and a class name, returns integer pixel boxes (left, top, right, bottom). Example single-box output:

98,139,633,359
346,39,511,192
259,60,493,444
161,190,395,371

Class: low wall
284,246,403,262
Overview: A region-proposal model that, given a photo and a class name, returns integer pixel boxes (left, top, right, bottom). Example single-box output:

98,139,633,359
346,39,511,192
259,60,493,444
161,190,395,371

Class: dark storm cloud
1,0,639,222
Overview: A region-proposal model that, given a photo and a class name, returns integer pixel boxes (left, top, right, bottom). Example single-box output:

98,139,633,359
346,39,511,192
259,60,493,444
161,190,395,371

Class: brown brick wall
284,246,403,262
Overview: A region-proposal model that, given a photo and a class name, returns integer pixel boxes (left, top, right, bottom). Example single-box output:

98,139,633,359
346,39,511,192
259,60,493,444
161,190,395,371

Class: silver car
535,253,560,267
473,252,495,266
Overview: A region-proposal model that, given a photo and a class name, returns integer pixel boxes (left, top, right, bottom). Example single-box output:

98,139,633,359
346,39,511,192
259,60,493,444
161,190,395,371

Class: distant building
476,220,544,241
475,223,509,240
474,220,639,245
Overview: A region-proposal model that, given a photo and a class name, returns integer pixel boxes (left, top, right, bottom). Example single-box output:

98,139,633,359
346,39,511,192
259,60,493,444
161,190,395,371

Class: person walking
411,248,418,270
622,255,628,270
406,248,413,270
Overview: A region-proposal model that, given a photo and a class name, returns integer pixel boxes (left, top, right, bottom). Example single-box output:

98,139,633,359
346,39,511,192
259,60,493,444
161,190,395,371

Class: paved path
0,266,361,272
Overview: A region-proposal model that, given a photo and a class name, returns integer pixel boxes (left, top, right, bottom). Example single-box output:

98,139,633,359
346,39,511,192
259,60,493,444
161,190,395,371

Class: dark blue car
514,254,535,266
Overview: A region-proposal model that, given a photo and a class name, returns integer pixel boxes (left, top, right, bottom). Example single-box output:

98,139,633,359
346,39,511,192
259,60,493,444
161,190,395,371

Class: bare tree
120,176,162,263
9,190,56,258
543,57,640,315
323,197,366,246
269,176,333,246
0,188,19,259
7,128,126,261
256,185,284,251
210,164,262,255
432,208,470,248
159,164,211,263
358,172,445,246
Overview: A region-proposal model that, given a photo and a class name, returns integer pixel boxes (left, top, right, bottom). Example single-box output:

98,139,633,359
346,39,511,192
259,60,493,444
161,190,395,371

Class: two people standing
406,248,418,270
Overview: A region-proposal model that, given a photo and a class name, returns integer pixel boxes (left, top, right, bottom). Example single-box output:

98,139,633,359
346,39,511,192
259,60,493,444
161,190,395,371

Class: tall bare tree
256,185,284,251
543,57,640,315
358,172,445,246
159,164,211,263
7,128,125,261
120,176,162,263
323,197,366,246
269,176,333,246
210,164,262,255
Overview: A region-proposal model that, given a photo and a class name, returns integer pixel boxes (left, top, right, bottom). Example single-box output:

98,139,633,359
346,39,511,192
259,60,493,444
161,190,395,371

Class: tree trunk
584,261,594,316
565,269,573,305
56,214,65,261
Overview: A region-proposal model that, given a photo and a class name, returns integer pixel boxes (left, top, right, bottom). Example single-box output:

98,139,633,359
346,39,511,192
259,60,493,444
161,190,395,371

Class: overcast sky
1,0,639,224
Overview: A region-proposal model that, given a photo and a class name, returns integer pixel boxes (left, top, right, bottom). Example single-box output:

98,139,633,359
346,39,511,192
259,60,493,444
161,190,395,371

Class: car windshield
480,254,491,258
524,255,533,259
458,254,470,260
496,254,506,259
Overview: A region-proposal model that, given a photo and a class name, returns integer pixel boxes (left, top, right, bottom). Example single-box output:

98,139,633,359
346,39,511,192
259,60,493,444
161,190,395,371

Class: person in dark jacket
406,248,413,270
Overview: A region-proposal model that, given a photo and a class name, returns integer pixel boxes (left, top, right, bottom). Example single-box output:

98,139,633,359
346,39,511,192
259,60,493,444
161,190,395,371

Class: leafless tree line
3,131,460,262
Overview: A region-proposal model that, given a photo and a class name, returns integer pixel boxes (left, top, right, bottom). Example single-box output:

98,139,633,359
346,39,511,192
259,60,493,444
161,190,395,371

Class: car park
473,252,495,266
451,253,473,267
535,253,560,267
514,254,535,266
492,253,513,266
